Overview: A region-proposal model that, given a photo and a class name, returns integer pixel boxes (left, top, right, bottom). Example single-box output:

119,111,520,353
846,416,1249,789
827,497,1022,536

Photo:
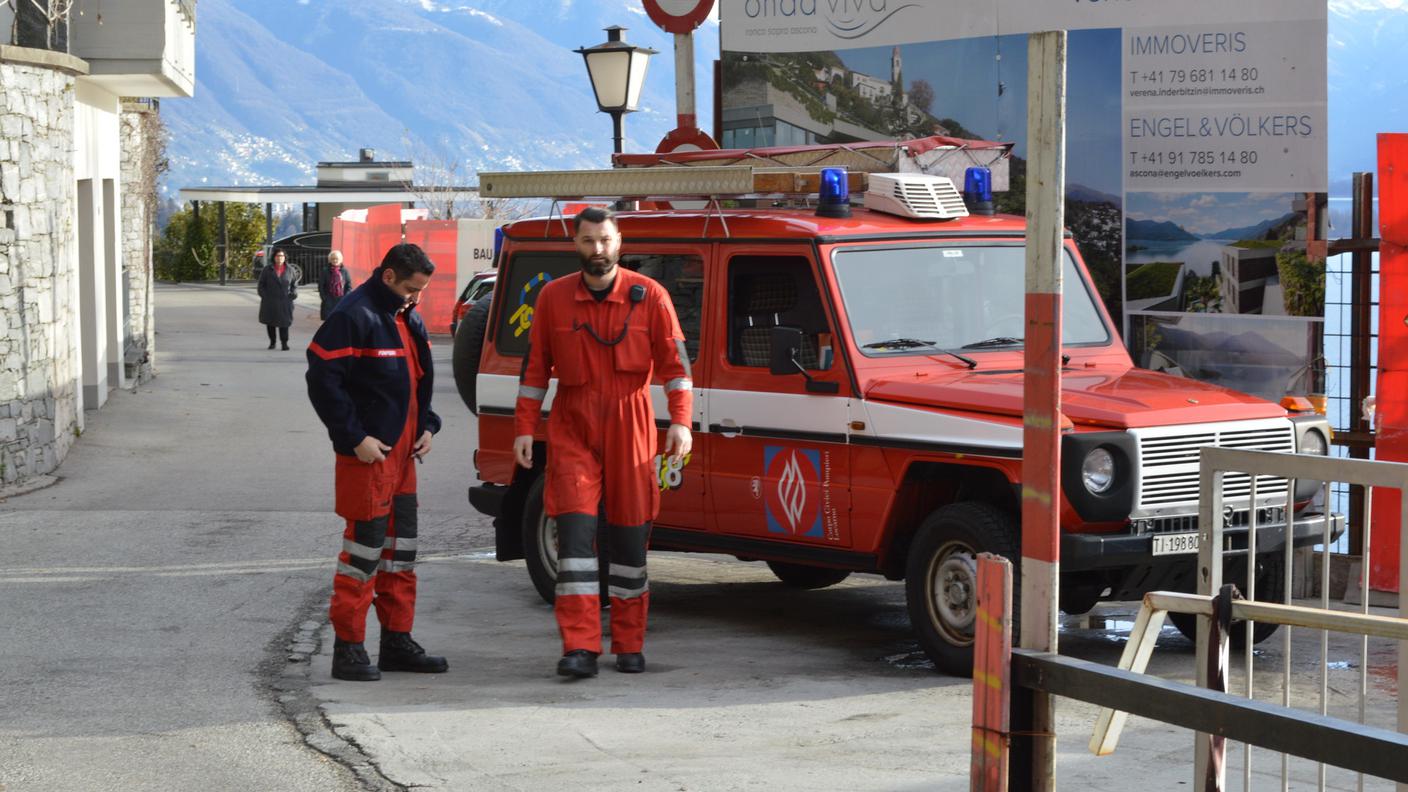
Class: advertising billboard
720,0,1328,401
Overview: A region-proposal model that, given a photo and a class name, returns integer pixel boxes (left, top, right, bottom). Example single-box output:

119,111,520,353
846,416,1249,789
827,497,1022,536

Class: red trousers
329,435,419,644
553,513,651,655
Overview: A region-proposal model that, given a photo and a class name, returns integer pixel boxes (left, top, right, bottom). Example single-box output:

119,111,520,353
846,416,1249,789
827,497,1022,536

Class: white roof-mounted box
864,173,969,220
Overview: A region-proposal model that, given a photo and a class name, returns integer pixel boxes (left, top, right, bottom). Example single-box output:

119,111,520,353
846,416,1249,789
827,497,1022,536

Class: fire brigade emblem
510,271,552,338
763,446,822,537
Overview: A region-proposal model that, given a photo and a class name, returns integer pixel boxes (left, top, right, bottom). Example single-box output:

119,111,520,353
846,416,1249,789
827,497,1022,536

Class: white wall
73,79,126,408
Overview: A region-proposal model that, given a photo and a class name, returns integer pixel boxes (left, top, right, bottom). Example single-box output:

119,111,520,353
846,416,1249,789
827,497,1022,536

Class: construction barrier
332,206,501,335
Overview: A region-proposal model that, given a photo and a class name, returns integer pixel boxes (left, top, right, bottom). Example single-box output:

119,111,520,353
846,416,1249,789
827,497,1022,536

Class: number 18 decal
654,452,693,492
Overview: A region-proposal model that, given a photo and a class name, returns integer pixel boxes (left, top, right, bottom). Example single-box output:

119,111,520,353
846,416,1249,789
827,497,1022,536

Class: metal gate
973,448,1408,791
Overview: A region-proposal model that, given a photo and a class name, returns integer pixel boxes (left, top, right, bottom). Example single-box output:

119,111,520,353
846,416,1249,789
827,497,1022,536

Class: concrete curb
0,474,60,501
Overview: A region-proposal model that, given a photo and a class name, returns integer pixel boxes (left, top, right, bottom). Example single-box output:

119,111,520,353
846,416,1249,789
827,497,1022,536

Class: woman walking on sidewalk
258,248,297,350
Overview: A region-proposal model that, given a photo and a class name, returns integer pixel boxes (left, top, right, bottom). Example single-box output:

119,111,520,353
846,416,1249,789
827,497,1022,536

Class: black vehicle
253,231,333,286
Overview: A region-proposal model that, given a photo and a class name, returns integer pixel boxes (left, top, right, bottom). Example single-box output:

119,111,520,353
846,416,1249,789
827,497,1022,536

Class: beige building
0,0,196,489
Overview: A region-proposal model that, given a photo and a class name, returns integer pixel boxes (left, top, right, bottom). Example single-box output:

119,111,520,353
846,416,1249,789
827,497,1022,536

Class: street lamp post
575,26,658,157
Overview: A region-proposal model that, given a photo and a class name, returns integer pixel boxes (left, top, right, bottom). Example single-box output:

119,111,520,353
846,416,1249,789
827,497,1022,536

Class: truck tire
766,561,851,589
520,475,610,606
521,476,558,604
452,295,491,414
1168,559,1283,647
904,502,1020,676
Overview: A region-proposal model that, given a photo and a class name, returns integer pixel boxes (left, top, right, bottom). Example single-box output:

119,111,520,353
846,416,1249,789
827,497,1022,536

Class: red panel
333,217,374,286
403,220,459,336
1371,134,1408,593
366,203,404,260
971,553,1012,790
1021,292,1062,566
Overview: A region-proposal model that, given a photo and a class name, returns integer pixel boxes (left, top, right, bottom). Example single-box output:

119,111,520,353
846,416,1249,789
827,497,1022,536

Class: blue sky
839,29,1123,197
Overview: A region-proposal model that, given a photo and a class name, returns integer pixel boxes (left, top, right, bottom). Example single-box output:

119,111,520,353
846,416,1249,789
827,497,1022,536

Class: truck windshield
831,244,1110,355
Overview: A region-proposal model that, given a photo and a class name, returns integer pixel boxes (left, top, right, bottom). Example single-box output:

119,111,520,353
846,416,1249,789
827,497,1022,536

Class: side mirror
769,326,804,376
768,326,840,394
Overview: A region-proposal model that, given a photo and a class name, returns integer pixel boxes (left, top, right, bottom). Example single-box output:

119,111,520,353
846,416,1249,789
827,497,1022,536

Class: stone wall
0,57,80,487
120,102,158,383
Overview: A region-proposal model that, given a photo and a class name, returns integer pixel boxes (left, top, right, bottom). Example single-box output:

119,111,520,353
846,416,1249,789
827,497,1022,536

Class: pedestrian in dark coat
319,249,353,320
258,249,297,350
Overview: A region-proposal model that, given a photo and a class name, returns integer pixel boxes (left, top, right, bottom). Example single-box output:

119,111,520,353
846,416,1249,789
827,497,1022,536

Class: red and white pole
674,31,697,133
1020,30,1067,792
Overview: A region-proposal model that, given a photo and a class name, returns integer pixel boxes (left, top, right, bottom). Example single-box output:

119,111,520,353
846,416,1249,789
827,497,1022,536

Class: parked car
454,172,1340,676
252,231,332,285
449,270,497,336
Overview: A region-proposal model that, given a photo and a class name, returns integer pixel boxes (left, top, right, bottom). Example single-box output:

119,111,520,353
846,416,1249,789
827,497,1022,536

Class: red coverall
515,268,693,655
329,314,423,643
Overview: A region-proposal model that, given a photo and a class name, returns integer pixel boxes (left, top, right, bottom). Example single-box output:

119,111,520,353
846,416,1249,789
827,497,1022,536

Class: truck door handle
714,420,741,438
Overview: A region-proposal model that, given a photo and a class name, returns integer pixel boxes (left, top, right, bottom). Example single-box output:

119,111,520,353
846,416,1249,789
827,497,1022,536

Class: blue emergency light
963,166,995,216
816,167,852,218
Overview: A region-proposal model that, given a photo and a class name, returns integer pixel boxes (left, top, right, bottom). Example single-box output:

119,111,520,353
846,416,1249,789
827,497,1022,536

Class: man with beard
513,206,693,679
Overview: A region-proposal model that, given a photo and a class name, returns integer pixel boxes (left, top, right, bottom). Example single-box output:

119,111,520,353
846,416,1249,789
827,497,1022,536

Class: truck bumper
1063,511,1346,572
469,483,506,517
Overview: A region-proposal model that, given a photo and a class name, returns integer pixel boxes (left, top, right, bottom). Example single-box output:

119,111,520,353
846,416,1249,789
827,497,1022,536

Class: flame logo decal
776,451,807,532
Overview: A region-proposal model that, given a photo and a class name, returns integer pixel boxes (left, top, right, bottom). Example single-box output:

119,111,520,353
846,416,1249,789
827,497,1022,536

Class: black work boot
332,638,381,681
378,631,448,673
615,653,645,674
557,649,599,678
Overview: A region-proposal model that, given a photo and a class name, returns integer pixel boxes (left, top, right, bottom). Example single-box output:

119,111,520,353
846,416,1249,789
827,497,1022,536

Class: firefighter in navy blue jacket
306,243,447,682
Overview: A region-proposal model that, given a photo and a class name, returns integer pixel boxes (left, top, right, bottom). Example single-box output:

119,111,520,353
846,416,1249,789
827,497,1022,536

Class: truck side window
494,252,579,357
727,255,832,370
622,253,705,362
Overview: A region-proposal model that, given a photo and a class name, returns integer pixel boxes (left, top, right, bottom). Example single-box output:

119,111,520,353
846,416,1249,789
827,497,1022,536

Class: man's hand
354,435,391,464
513,435,534,469
663,423,692,465
413,431,433,460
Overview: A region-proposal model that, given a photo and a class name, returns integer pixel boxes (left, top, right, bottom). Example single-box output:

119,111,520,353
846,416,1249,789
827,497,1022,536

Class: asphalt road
0,283,486,791
1,283,1401,791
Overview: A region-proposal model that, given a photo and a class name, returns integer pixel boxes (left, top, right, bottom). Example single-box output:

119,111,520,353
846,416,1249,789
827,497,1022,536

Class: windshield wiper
862,338,977,369
961,336,1024,349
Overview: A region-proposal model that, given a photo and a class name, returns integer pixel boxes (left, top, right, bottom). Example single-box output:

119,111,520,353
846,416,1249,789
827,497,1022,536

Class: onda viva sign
720,0,1326,51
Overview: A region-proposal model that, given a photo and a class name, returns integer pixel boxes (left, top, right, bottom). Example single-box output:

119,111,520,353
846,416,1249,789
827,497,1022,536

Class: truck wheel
766,561,851,589
520,475,611,606
1168,559,1283,647
904,502,1019,676
521,476,558,604
452,295,491,414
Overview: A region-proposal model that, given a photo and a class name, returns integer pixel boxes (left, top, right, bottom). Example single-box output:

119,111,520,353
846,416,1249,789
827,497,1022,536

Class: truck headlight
1299,429,1328,456
1082,448,1115,494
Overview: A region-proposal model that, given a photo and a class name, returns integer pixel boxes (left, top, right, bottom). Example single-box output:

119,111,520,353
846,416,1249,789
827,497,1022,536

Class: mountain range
162,0,1406,228
1125,211,1303,242
1202,213,1300,241
161,0,719,197
1125,219,1200,242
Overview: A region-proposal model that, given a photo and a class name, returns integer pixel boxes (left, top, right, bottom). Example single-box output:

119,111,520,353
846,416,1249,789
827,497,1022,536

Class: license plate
1152,532,1200,556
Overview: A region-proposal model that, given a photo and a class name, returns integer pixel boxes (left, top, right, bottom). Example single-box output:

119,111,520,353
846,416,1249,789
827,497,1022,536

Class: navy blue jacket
306,274,441,456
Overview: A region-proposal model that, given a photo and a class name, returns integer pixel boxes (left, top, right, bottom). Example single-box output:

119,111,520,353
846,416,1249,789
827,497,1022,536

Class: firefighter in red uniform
514,207,693,678
307,243,448,682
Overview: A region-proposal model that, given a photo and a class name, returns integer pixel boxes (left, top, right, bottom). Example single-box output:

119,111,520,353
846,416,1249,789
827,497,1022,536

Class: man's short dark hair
573,206,617,233
378,243,435,280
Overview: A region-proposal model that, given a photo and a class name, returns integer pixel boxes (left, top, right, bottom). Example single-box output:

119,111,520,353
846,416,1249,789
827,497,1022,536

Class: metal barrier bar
970,554,1013,792
1195,447,1408,792
1015,649,1408,783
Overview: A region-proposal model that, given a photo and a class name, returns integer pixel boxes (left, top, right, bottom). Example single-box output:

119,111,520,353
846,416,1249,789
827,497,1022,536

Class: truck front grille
1133,420,1294,512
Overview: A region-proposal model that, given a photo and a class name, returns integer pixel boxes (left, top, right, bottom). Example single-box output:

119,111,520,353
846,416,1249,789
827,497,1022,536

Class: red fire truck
455,165,1339,675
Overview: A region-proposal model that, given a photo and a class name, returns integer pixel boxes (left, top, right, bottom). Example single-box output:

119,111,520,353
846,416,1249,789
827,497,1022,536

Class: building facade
0,0,195,488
